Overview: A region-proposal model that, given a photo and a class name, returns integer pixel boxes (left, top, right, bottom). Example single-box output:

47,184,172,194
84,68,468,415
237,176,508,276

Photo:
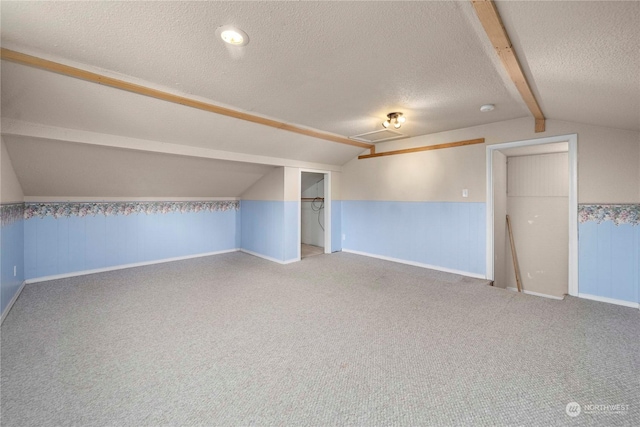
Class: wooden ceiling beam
471,0,546,133
0,48,374,150
358,138,485,160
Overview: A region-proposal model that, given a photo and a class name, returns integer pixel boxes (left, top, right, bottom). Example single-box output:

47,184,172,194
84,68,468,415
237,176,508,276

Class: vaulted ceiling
1,1,638,197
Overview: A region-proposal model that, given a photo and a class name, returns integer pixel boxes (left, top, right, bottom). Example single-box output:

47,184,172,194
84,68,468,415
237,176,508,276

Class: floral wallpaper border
24,200,239,220
0,203,25,227
578,204,639,226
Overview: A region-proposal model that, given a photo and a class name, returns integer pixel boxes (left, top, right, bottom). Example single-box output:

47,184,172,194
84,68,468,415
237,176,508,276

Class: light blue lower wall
579,210,639,304
240,200,284,261
342,201,486,276
331,201,342,253
240,200,299,262
24,203,238,280
284,202,299,261
235,209,242,249
1,205,24,315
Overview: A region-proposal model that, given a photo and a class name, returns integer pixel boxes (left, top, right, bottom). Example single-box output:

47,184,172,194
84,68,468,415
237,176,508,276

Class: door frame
298,169,332,260
485,134,578,296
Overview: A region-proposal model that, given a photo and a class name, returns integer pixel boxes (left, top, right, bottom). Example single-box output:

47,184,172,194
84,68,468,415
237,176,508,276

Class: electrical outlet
13,265,17,277
342,233,346,241
462,189,469,198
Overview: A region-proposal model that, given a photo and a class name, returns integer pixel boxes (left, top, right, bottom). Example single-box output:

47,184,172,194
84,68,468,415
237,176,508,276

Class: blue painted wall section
241,200,284,261
24,202,238,280
578,204,639,304
283,201,299,262
331,201,342,253
240,200,300,263
1,203,24,315
342,201,486,276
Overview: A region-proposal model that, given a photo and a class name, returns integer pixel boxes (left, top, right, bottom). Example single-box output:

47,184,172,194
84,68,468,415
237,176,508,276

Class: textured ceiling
3,136,274,198
0,0,528,141
496,1,639,132
0,61,364,167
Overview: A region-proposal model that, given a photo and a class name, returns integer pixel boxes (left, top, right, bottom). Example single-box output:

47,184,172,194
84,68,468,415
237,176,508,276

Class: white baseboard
1,280,26,324
239,249,299,265
341,249,486,280
507,287,565,300
25,249,240,284
578,293,639,309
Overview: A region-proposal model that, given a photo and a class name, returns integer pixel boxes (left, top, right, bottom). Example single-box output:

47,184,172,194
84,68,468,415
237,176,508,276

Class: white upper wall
4,135,274,199
284,167,300,202
342,118,640,204
0,137,24,203
241,167,284,201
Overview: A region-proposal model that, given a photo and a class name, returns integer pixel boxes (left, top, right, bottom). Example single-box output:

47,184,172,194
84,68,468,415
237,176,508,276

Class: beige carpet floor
1,251,638,426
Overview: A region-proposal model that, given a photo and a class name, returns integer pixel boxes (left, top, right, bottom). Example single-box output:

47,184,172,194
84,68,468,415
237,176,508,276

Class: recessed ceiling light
216,25,249,47
480,104,495,112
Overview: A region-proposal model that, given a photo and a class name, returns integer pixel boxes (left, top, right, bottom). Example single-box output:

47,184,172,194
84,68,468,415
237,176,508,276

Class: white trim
299,169,332,258
486,148,495,281
578,293,639,309
1,280,26,324
486,134,579,296
567,137,578,297
25,249,239,284
239,249,298,265
342,249,486,279
506,287,565,300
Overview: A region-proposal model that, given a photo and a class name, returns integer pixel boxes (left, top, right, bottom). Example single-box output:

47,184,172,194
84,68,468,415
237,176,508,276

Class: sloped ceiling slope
4,136,274,198
0,1,528,141
301,173,325,195
0,62,365,168
496,1,639,132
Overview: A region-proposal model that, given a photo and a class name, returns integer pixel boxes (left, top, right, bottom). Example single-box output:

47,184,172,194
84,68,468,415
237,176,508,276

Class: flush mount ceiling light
216,25,249,46
382,112,406,129
480,104,495,112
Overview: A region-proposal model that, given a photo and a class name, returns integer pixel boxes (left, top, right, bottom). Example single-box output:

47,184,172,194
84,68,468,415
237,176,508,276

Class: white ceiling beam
471,0,546,133
1,118,343,172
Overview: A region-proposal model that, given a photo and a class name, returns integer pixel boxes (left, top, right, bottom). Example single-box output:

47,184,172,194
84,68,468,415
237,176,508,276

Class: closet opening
486,134,578,297
300,171,330,259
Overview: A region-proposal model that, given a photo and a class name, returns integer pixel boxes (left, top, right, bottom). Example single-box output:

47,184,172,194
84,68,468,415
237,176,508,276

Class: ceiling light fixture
382,112,405,129
480,104,495,112
216,25,249,46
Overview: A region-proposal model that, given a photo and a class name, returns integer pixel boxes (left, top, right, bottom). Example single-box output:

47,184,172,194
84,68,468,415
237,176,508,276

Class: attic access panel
349,129,407,143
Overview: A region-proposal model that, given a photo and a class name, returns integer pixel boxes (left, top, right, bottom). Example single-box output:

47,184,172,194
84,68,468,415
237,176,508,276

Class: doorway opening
299,171,331,259
486,134,578,297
